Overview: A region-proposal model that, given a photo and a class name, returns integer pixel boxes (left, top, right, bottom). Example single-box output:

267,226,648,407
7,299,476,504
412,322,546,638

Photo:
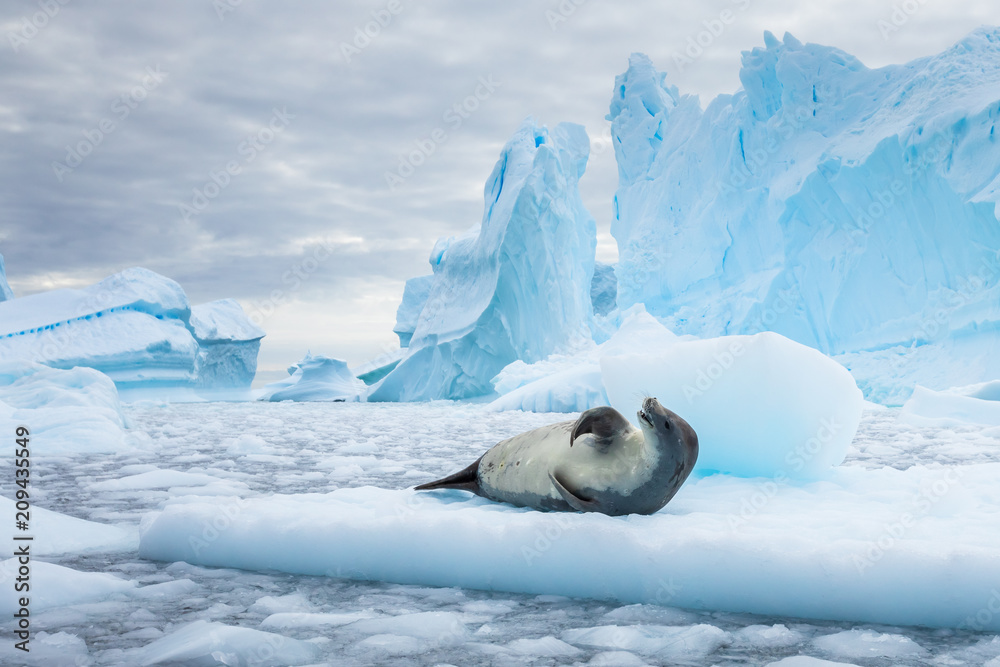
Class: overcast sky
1,0,996,376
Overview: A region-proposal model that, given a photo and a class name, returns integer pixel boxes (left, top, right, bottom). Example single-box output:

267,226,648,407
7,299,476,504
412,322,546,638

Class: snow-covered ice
257,352,365,402
4,397,999,666
139,459,1000,631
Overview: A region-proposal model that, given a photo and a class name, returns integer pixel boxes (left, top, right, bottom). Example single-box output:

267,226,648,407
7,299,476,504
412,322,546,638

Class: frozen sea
7,400,1000,666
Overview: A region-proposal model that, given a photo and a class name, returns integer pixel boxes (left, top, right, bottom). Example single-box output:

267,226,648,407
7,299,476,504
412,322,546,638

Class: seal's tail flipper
414,456,483,493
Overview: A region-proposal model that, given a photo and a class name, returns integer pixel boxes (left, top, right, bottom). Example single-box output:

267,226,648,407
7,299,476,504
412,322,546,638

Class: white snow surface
0,267,263,396
257,352,365,402
5,397,1000,666
3,337,999,665
139,460,999,632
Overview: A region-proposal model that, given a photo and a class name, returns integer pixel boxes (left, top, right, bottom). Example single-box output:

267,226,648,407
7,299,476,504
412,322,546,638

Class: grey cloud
0,0,991,365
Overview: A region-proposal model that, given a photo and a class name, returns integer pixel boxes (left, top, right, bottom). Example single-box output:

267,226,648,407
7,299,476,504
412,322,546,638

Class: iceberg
0,253,13,302
0,267,264,396
607,30,1000,403
590,261,618,318
370,119,597,401
0,360,130,455
258,352,365,402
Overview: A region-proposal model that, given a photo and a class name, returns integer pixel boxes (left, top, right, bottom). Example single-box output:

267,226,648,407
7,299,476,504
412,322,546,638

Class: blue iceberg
608,30,1000,403
0,267,264,397
371,119,598,401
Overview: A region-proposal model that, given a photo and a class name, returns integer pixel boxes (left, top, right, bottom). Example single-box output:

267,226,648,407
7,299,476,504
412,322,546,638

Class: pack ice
0,267,264,398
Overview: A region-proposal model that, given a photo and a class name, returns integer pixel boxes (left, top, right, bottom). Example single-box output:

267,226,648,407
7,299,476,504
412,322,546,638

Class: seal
414,397,698,516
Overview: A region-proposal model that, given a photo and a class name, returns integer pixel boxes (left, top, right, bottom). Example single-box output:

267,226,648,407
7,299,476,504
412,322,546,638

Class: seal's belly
477,422,654,511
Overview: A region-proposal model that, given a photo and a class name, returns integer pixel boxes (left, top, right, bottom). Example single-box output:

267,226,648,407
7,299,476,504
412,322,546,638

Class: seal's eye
664,420,671,430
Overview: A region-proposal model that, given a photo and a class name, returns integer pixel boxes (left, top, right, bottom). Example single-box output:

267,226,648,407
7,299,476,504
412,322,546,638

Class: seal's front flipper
414,456,483,494
549,471,600,512
570,406,631,451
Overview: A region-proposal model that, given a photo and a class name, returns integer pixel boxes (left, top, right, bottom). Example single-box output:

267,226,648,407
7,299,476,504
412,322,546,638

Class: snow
139,455,999,632
4,398,999,665
257,352,365,402
0,267,263,397
370,118,597,401
607,31,1000,404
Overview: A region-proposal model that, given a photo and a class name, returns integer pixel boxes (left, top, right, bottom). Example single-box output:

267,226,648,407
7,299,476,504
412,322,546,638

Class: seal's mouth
637,408,653,427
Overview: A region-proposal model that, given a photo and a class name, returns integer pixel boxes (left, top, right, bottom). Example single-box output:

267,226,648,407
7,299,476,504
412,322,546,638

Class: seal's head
637,397,699,467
